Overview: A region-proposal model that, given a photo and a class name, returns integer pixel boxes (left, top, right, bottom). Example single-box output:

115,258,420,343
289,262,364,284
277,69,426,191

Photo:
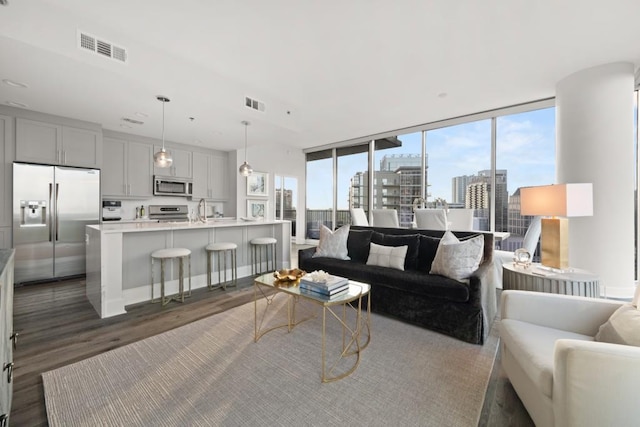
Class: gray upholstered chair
414,209,448,230
350,208,369,226
372,209,399,227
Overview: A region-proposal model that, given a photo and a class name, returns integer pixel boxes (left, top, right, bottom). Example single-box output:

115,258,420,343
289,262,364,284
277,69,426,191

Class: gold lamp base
541,217,569,269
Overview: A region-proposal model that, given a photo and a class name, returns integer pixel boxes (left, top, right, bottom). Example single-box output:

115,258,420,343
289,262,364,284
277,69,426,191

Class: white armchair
501,290,640,427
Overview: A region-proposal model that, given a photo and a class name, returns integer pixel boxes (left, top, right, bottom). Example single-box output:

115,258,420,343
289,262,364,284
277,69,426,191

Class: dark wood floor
11,276,259,426
10,276,533,426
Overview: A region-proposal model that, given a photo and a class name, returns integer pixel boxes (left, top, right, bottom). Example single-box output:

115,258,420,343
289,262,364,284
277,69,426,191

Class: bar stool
205,242,237,290
151,248,192,306
250,237,277,275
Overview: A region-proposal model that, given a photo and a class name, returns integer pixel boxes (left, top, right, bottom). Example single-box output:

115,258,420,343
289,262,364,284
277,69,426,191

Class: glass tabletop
254,273,370,306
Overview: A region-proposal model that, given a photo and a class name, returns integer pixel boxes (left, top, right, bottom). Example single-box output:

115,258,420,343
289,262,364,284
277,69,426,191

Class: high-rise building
462,169,508,231
452,175,473,204
350,154,426,228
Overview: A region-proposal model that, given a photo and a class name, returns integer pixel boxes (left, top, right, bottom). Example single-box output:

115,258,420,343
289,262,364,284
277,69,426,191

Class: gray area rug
43,297,498,426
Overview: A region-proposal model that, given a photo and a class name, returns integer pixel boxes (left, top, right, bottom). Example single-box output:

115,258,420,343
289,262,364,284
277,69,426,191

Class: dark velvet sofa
298,226,497,344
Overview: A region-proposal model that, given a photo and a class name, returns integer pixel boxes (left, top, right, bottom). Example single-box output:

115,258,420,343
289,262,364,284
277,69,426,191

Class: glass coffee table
253,273,371,383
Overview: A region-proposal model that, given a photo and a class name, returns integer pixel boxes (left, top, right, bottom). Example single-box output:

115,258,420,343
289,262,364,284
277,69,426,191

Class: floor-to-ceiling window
306,150,333,239
303,100,555,242
496,107,556,256
425,120,491,230
275,175,298,240
373,133,422,228
337,145,369,226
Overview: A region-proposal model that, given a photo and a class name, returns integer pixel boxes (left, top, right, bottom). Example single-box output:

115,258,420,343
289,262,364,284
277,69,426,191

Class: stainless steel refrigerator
13,163,100,284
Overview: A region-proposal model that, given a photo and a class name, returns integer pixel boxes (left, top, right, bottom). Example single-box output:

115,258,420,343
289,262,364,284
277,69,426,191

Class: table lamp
520,183,593,270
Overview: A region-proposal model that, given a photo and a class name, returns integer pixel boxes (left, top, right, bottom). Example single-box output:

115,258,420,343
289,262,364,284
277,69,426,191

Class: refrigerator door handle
55,183,60,241
48,183,53,242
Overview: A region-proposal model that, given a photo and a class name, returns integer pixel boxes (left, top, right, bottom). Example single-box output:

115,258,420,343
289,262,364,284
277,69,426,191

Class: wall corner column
556,62,635,298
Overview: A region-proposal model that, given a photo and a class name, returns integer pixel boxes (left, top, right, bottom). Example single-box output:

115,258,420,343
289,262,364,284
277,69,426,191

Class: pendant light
154,95,173,168
238,120,253,176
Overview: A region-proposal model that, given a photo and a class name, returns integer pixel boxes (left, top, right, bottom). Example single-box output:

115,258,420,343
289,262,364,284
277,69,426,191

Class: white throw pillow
366,242,408,271
430,231,484,281
312,224,350,260
595,304,640,346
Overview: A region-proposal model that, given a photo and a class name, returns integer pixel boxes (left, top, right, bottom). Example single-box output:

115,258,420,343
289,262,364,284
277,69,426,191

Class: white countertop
88,219,289,233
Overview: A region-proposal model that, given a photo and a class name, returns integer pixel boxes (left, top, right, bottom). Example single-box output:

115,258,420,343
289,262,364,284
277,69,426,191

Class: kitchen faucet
198,198,207,222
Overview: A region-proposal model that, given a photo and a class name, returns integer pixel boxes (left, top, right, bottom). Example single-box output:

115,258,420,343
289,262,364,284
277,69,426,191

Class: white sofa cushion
501,319,593,398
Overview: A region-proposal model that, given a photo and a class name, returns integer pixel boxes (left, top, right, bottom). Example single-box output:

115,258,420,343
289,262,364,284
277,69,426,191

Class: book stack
299,271,349,298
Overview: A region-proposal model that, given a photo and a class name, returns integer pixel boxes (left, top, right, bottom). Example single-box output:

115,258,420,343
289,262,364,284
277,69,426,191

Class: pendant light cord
161,99,166,151
244,122,248,163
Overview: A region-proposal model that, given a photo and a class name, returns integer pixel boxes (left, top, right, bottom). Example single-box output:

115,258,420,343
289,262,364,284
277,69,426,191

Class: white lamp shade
520,183,593,217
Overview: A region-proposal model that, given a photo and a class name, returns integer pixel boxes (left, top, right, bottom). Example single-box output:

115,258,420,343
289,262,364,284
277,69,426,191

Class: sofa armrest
467,262,496,343
298,246,317,265
501,290,623,336
553,339,640,427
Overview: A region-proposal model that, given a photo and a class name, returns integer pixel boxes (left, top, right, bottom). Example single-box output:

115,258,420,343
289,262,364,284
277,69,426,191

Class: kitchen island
86,219,291,318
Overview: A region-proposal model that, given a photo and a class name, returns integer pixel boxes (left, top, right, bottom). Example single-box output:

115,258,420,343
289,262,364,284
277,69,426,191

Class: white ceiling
1,0,639,153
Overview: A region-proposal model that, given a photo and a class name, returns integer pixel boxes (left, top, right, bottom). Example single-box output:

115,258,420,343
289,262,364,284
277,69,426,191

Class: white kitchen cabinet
192,152,228,200
210,155,228,200
61,126,102,168
16,118,102,168
102,137,153,198
153,146,192,178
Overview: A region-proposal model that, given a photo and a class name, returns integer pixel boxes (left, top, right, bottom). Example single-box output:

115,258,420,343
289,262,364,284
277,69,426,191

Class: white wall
234,143,306,243
556,62,636,298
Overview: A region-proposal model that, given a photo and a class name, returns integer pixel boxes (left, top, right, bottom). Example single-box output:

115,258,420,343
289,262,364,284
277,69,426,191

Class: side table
503,263,600,298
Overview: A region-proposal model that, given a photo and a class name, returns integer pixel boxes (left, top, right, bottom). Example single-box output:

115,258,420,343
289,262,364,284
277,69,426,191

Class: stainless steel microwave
153,176,193,196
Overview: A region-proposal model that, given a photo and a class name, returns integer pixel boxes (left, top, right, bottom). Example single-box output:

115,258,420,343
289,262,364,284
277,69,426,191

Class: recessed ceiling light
3,79,29,88
134,112,149,118
6,100,27,108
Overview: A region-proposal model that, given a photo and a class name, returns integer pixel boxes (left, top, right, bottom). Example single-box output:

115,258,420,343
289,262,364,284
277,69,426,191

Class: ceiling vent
78,31,127,63
122,117,144,125
245,96,266,113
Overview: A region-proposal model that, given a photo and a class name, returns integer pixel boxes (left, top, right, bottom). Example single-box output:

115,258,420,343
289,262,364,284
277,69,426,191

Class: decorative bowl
273,268,306,286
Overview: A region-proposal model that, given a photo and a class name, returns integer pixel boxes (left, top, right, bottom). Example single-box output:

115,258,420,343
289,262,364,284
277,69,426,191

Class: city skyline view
307,107,555,210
